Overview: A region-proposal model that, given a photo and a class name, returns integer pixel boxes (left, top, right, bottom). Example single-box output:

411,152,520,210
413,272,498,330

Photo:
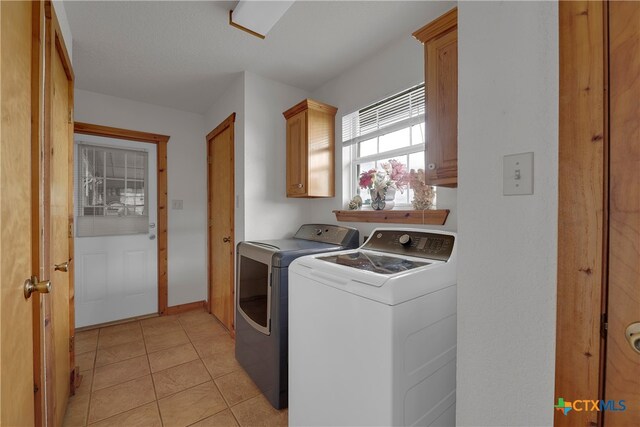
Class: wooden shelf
333,209,449,225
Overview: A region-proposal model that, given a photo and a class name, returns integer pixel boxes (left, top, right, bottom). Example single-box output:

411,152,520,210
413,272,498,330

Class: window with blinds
76,144,149,237
343,84,428,206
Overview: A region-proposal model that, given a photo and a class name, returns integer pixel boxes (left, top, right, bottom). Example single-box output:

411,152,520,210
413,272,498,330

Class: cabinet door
425,29,458,187
286,110,308,196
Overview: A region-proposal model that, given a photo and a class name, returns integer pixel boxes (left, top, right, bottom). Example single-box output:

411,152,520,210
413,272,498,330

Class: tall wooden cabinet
283,99,337,198
413,8,458,187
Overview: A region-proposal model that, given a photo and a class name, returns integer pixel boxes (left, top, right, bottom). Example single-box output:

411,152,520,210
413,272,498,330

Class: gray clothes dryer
235,224,359,409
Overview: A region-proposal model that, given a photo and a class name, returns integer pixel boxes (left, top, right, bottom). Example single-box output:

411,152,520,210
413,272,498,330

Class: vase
370,187,396,210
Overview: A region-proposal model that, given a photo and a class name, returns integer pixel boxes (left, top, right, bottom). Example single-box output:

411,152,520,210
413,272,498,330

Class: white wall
204,73,246,243
204,72,311,242
74,89,208,307
52,1,73,60
456,2,558,426
309,30,458,240
243,72,310,240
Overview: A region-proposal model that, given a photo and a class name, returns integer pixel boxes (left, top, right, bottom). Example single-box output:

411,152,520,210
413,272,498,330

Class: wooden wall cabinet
283,99,337,198
413,8,458,187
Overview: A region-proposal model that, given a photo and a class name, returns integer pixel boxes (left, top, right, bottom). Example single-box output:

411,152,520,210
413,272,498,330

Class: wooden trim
52,11,76,398
333,209,449,225
42,3,55,423
73,122,171,316
74,313,159,333
283,99,337,120
74,122,169,144
165,301,206,316
50,7,73,82
30,2,44,424
157,140,168,315
412,7,457,43
206,112,236,141
229,10,266,40
555,2,607,426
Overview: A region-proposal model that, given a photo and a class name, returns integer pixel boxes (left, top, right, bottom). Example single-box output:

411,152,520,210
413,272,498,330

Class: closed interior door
605,1,640,424
0,2,37,425
48,25,74,424
74,135,158,327
207,115,235,332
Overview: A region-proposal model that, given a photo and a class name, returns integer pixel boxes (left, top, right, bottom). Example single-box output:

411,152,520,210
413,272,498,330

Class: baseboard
165,300,206,315
75,312,159,332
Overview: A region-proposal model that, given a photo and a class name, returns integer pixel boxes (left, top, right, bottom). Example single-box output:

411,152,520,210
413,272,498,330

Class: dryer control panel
294,224,359,247
362,230,455,261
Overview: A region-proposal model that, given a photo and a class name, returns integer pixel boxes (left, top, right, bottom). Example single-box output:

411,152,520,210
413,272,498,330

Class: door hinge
69,336,74,353
208,157,213,164
600,313,608,339
68,223,73,238
34,384,39,394
68,109,72,124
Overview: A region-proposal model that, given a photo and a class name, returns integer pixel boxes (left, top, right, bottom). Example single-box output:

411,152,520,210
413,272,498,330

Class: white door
74,135,158,327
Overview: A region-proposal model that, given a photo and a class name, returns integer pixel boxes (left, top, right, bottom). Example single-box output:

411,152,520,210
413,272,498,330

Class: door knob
54,261,69,272
297,183,303,188
223,236,231,243
24,276,51,299
625,322,640,354
428,163,436,170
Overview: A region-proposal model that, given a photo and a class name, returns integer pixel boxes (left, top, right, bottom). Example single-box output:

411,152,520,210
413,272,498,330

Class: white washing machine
288,228,457,427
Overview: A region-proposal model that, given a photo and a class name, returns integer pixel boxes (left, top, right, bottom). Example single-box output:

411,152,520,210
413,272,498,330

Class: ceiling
65,1,455,114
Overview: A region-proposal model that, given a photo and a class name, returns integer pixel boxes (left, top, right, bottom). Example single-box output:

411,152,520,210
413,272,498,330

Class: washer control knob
315,228,323,236
399,234,412,246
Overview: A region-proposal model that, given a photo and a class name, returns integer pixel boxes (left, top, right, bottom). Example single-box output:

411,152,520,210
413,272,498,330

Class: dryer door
237,243,274,335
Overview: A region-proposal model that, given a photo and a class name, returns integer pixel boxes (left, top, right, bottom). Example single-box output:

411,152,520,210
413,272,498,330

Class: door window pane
77,144,149,237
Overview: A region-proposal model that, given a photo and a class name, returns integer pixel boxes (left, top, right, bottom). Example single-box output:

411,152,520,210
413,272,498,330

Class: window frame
343,84,427,208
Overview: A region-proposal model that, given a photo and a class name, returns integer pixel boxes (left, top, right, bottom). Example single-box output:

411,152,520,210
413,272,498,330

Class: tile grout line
86,322,154,426
75,312,269,427
83,327,100,426
180,311,254,427
179,313,229,426
141,321,165,427
185,310,259,427
82,320,158,427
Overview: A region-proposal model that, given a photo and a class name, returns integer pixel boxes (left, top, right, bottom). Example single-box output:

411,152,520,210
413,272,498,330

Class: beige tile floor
63,310,288,427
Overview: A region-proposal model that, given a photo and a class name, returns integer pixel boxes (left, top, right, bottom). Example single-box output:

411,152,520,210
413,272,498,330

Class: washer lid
317,251,431,275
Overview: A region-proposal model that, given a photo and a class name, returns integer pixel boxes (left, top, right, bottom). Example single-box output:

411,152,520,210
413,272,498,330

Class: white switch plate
171,199,183,210
503,152,533,196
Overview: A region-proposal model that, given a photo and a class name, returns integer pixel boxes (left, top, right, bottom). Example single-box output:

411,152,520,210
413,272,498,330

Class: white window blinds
342,84,425,146
76,143,149,237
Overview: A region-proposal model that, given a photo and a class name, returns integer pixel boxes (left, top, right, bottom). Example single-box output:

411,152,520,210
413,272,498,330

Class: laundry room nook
0,1,638,427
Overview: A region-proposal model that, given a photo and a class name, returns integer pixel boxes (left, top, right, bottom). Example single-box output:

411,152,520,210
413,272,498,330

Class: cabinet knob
297,183,303,188
427,163,436,171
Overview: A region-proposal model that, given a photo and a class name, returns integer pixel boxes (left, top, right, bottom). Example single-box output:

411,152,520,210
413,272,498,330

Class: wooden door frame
73,122,171,316
41,2,75,424
205,113,236,334
555,1,607,426
31,2,45,424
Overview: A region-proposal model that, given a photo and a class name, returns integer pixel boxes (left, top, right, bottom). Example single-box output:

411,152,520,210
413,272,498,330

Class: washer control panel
362,230,455,261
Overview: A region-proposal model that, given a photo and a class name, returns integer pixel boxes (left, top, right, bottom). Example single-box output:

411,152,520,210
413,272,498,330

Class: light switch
503,152,533,196
171,199,183,210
